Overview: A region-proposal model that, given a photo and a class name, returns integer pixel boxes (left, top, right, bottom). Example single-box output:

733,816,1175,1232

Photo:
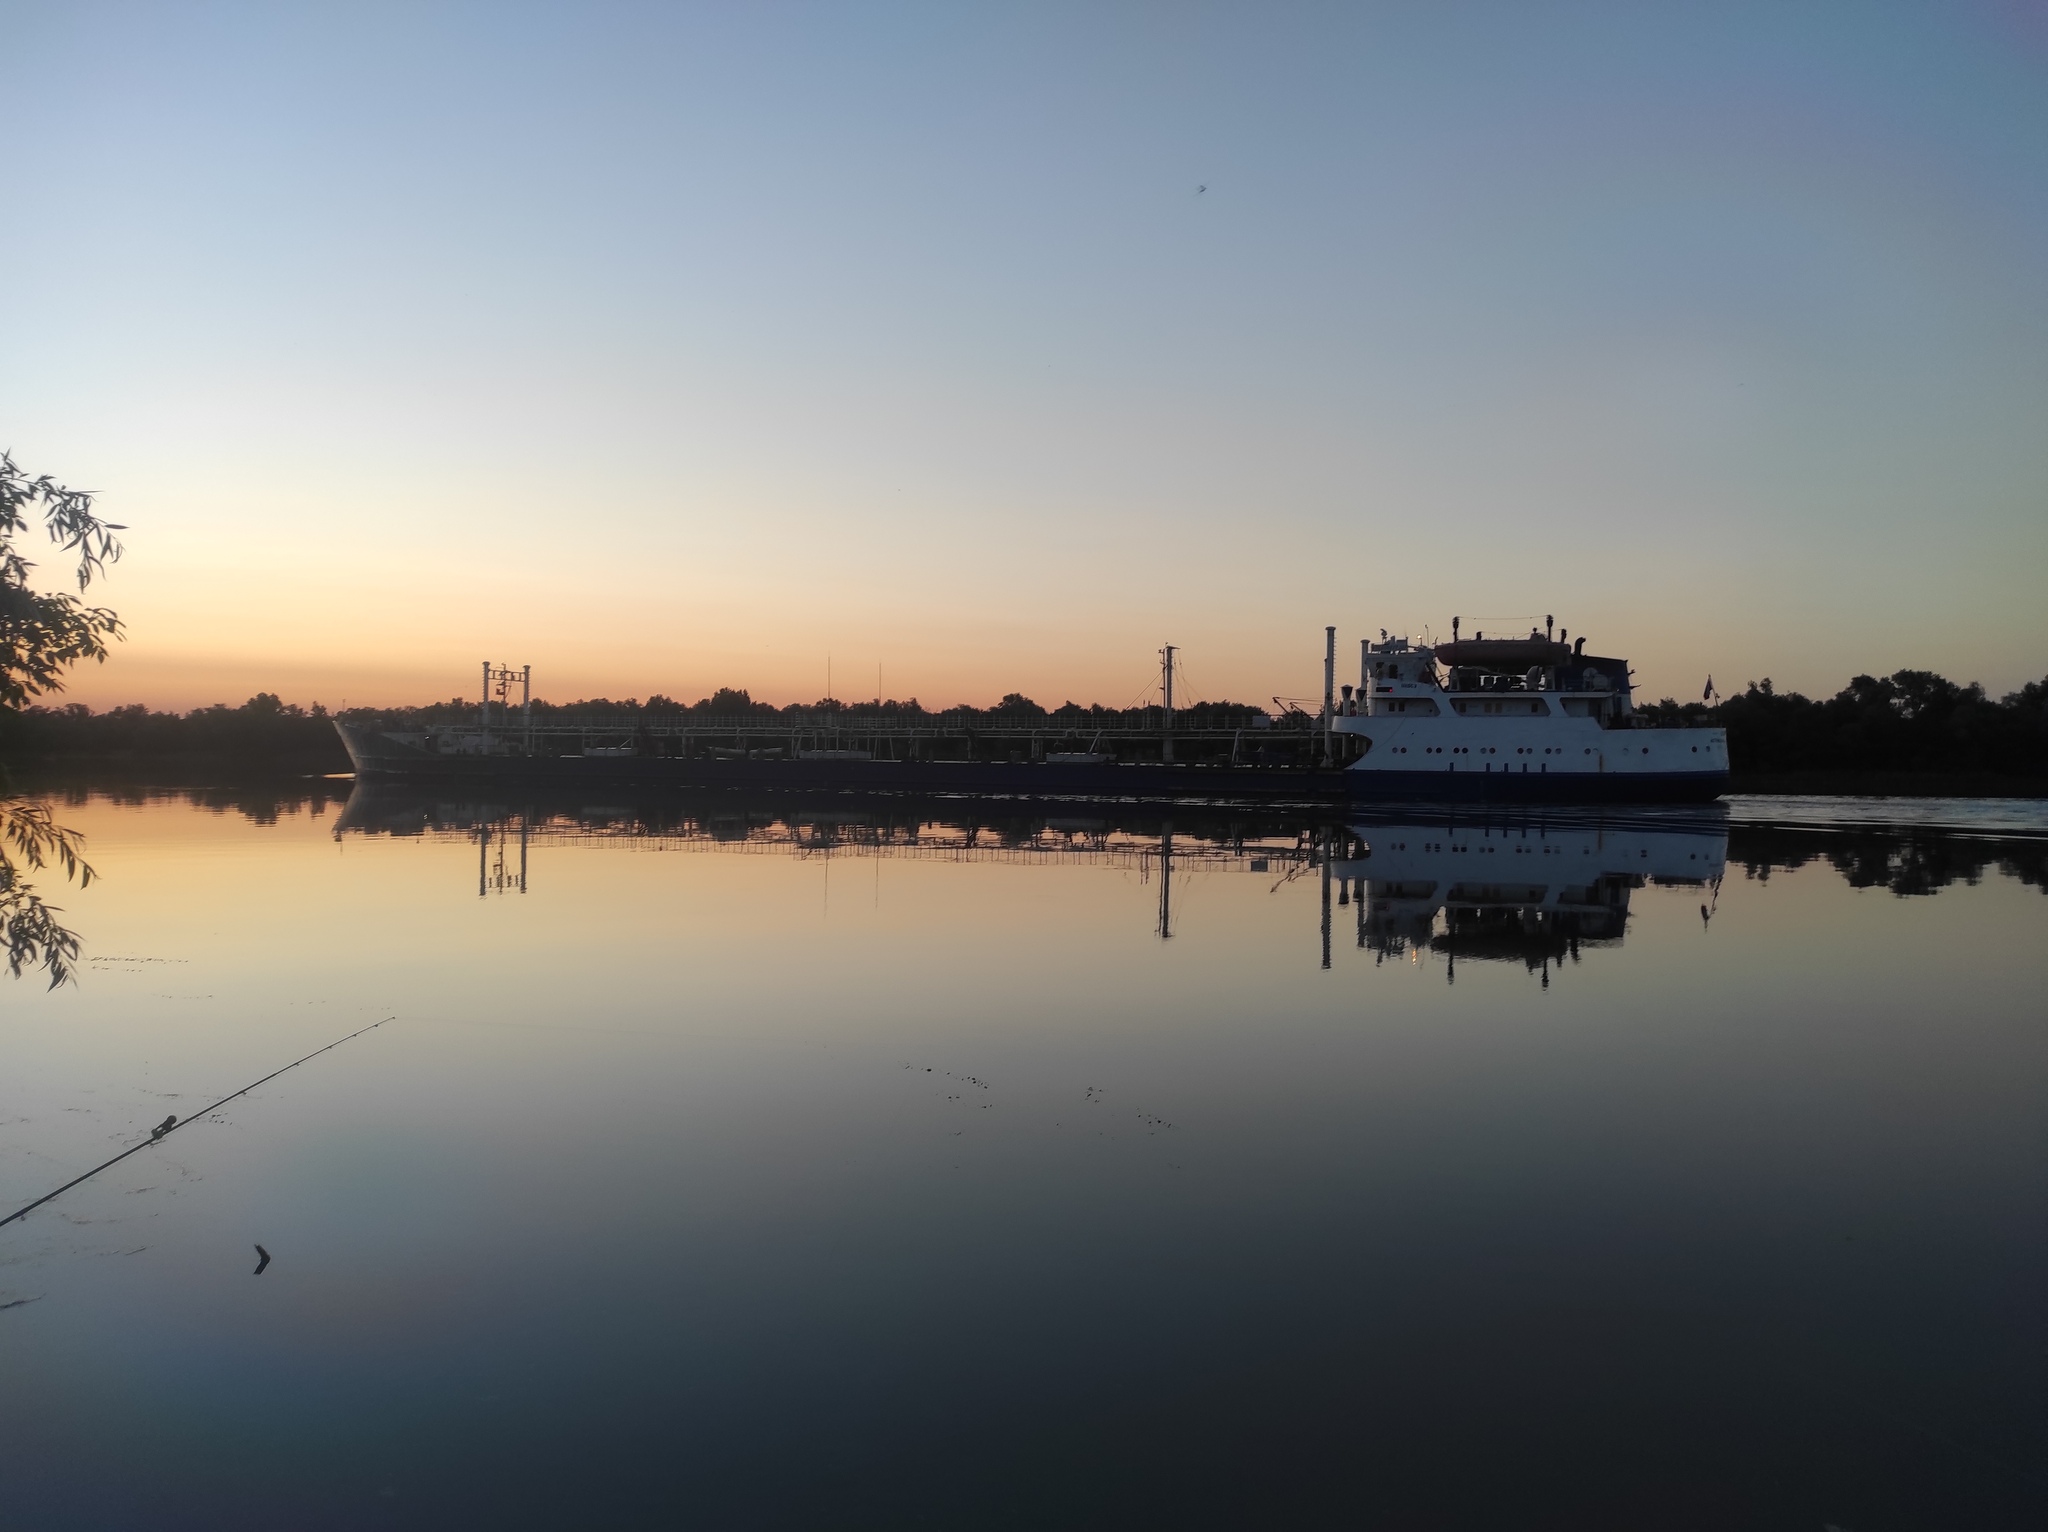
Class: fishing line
0,1015,395,1231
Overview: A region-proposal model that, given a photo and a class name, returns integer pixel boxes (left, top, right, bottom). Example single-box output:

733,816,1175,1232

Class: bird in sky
1196,184,1207,194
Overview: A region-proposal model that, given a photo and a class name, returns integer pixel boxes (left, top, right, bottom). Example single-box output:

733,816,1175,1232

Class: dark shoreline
1727,771,2048,798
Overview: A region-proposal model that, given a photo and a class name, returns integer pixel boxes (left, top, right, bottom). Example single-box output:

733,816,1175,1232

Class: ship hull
335,725,1346,802
335,725,1723,804
1341,767,1727,803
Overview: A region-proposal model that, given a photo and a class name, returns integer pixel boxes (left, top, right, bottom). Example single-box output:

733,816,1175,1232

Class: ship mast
1322,626,1336,765
1159,643,1177,763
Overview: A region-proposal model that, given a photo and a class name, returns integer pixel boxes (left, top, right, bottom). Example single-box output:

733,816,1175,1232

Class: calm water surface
2,786,2044,1530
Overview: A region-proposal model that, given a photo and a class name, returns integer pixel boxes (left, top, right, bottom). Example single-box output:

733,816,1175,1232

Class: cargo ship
1332,620,1727,801
334,622,1727,803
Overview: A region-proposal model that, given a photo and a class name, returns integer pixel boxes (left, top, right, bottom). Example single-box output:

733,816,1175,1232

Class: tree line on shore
0,689,1280,774
1,669,2044,780
1639,670,2047,778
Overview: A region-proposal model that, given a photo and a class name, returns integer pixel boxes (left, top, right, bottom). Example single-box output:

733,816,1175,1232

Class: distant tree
1715,669,2047,777
2,450,125,985
840,697,924,716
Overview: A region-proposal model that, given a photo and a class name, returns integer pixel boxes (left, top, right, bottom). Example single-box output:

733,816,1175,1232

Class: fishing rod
0,1016,395,1231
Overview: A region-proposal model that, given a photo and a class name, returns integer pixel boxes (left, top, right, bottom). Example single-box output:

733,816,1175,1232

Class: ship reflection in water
1328,812,1726,983
336,783,1728,979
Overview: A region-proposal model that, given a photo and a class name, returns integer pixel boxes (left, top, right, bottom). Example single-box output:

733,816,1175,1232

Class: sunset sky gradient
4,1,2043,711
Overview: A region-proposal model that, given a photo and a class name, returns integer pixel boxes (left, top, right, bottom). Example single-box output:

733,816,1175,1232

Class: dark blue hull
1341,768,1730,804
341,750,1348,803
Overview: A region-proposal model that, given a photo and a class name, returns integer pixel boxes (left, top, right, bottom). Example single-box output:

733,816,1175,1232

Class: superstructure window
1451,696,1550,716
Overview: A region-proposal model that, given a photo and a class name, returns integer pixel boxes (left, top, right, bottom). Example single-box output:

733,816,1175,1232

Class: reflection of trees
332,782,1332,853
1731,827,2048,898
1,783,360,984
1,783,363,986
34,781,356,825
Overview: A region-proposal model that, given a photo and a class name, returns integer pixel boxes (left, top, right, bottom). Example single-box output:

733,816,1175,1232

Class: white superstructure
1327,622,1727,801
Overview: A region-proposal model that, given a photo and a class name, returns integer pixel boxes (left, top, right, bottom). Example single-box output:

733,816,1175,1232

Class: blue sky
3,1,2043,708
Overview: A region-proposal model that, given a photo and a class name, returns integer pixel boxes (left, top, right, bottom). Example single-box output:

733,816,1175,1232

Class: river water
2,785,2043,1530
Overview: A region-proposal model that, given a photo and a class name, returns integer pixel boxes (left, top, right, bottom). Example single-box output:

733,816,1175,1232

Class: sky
2,0,2044,712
